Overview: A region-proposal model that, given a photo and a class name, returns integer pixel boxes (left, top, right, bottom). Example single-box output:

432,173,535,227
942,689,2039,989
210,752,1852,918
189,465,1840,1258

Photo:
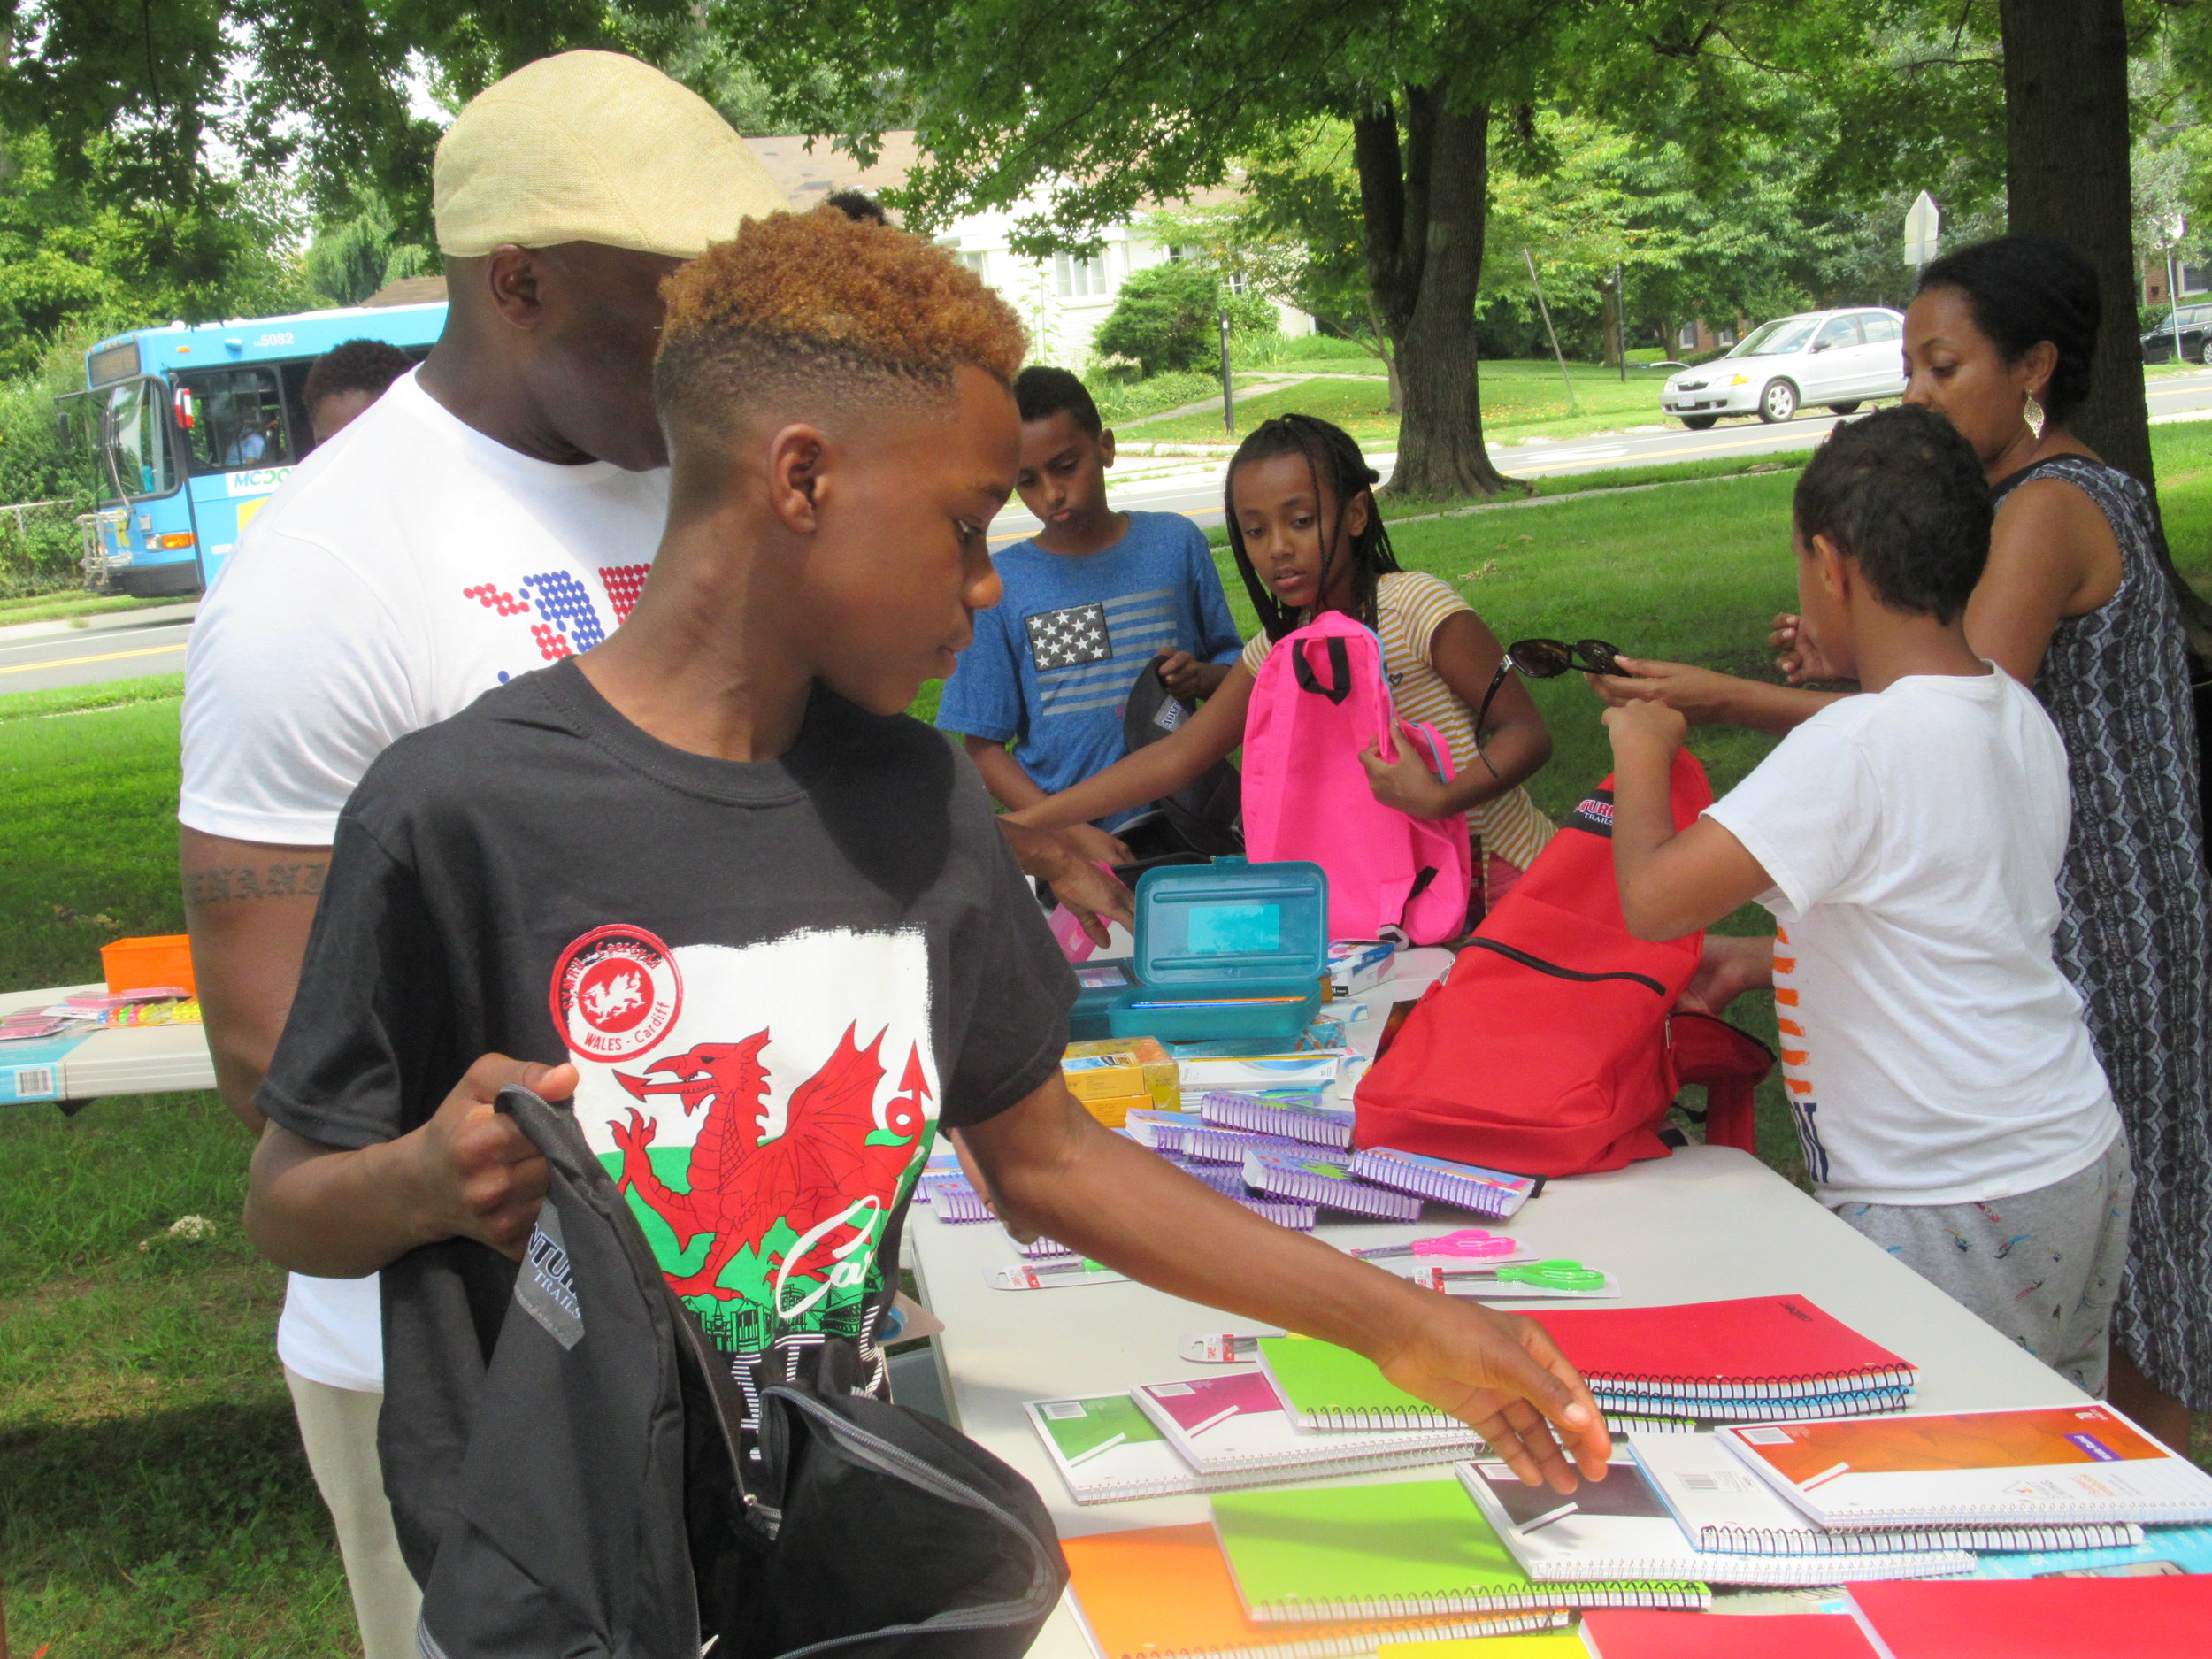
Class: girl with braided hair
1010,414,1555,919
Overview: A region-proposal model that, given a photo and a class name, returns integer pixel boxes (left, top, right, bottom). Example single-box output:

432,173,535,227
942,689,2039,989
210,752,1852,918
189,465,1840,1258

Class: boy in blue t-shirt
936,366,1241,839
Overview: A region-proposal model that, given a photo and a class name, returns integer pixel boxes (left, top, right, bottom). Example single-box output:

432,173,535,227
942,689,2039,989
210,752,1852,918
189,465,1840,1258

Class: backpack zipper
1462,937,1668,996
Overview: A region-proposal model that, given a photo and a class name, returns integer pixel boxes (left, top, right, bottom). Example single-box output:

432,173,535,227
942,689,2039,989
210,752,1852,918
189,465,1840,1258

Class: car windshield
1730,317,1820,358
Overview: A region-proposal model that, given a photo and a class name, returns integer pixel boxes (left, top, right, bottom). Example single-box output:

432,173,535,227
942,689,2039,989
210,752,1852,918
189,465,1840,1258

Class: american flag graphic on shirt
1024,589,1181,718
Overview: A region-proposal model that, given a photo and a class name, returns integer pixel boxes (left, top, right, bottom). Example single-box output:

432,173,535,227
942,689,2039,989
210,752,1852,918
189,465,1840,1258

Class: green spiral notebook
1255,1334,1459,1430
1208,1479,1709,1622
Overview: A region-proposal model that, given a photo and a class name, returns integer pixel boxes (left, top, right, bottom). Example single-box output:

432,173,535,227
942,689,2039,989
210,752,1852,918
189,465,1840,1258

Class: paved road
0,609,195,696
991,367,2212,545
12,371,2212,693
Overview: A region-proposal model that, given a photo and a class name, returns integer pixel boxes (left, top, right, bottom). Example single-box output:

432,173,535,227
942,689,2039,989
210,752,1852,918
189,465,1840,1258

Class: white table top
0,981,217,1103
904,949,2086,1657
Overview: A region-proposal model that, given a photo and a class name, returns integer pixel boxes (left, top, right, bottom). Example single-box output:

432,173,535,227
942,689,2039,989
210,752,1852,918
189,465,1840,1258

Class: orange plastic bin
100,934,197,996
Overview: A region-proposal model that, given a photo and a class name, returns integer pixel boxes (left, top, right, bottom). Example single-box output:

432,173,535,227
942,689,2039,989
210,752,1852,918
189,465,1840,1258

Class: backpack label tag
518,1202,585,1349
1566,788,1617,839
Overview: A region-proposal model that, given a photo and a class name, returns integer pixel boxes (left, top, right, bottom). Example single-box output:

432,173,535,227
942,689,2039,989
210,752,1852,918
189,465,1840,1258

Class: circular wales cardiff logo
551,924,683,1061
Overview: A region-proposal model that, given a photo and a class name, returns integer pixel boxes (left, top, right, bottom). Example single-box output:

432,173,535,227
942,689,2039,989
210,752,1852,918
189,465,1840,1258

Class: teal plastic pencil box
1067,857,1328,1045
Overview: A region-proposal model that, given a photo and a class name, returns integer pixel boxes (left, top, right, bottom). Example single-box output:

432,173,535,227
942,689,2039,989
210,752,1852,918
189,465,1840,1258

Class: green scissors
1436,1257,1607,1292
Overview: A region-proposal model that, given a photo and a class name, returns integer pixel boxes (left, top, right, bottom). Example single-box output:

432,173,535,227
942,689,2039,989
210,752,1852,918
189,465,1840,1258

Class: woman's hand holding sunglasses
1582,654,1744,727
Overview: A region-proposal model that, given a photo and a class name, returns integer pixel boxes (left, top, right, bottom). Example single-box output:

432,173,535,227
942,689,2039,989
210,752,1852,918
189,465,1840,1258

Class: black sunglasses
1471,638,1624,778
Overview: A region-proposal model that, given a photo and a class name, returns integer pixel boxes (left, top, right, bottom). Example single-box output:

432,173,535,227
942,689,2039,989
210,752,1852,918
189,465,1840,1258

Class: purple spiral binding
1198,1089,1354,1149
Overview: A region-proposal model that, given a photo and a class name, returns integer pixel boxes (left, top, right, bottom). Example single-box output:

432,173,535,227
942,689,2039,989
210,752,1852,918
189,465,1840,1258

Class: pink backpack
1242,611,1472,944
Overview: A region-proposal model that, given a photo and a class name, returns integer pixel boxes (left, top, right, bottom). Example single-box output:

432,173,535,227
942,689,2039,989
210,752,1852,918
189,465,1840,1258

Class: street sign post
1904,191,1941,272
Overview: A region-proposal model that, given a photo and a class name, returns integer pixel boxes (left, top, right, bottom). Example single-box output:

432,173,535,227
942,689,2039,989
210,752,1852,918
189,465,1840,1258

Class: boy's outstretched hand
1375,1298,1613,1490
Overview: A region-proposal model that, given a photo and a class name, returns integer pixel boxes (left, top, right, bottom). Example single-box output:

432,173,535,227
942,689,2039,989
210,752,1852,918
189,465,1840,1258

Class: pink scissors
1350,1227,1518,1262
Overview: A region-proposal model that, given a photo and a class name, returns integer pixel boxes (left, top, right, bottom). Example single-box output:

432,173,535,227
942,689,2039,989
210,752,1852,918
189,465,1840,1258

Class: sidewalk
0,600,197,645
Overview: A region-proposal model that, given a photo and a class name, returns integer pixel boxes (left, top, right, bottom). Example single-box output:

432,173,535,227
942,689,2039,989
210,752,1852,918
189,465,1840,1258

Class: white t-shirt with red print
181,366,668,1393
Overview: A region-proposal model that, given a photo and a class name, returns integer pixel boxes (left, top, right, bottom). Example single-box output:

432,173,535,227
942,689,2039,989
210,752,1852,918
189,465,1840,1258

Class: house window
1716,326,1739,347
2183,264,2210,297
1055,252,1109,298
1677,321,1698,349
1226,270,1250,296
958,250,987,280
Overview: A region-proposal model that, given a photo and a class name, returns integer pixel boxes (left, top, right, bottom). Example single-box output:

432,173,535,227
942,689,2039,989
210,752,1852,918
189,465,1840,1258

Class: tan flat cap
435,50,788,259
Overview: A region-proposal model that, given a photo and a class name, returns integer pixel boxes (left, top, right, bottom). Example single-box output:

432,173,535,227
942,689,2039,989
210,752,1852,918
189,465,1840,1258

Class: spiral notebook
1718,1404,2212,1529
1454,1456,1973,1586
1240,1149,1424,1220
1198,1089,1355,1148
1964,1522,2212,1579
1256,1334,1460,1430
1130,1370,1477,1475
1588,1386,1915,1423
1025,1394,1295,1504
1348,1146,1542,1220
1524,1296,1918,1403
1181,1126,1315,1166
1627,1428,2147,1557
1208,1479,1709,1620
1061,1523,1572,1659
1844,1575,2212,1659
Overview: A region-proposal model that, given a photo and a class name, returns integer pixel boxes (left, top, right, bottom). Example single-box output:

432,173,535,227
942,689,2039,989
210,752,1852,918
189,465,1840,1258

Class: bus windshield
175,366,296,474
97,378,179,501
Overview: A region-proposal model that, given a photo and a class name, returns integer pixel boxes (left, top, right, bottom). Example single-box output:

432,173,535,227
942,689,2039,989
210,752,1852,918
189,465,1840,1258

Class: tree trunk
1999,0,2147,485
1354,84,1509,498
2001,0,2212,652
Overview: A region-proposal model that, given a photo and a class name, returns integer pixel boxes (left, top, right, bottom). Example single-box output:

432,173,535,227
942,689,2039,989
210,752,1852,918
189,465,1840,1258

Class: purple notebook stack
1122,1110,1197,1155
1347,1146,1541,1220
1198,1089,1356,1149
1179,1125,1312,1166
1240,1148,1423,1221
931,1187,995,1224
1233,1197,1319,1230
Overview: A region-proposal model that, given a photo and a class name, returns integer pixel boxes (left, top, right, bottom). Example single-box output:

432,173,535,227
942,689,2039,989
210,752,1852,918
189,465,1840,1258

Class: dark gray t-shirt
258,657,1072,1571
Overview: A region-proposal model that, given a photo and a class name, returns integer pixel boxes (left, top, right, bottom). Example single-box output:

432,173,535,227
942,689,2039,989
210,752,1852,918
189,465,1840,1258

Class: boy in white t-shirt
1598,405,2131,1393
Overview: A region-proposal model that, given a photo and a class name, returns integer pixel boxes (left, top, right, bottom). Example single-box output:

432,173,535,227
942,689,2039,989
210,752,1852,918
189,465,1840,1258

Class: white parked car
1660,308,1906,429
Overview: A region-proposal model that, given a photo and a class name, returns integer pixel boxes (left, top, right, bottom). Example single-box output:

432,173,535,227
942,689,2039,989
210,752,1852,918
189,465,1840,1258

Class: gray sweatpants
1829,1134,2136,1394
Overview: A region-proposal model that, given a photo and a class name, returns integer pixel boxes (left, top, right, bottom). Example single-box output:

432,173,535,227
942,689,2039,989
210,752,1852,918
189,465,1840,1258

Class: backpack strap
1292,636,1354,705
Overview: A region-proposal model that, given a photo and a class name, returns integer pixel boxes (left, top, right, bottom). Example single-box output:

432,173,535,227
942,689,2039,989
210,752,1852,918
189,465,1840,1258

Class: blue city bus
58,302,447,596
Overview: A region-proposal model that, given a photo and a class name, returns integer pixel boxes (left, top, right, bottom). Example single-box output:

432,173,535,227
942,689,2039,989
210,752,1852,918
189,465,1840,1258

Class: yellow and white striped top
1238,570,1555,871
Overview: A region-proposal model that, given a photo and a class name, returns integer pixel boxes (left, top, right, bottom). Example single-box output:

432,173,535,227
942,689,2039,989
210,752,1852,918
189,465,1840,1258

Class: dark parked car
2143,304,2212,365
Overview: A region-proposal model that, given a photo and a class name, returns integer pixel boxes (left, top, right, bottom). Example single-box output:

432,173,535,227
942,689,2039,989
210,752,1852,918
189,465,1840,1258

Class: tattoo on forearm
185,863,327,905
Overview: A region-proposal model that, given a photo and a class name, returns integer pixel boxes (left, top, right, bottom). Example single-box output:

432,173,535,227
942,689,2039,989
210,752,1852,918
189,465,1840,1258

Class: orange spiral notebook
1060,1523,1570,1659
1522,1296,1916,1404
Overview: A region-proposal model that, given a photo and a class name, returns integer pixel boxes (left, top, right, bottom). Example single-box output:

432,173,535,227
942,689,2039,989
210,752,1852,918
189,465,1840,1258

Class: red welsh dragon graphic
606,1023,926,1302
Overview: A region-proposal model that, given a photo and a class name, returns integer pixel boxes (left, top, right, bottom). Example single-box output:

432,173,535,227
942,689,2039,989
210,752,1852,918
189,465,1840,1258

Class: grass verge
0,594,181,629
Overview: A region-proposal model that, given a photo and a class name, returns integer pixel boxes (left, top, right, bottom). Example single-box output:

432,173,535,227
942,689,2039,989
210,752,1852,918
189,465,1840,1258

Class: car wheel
1825,402,1862,415
1679,415,1718,430
2198,338,2212,367
1758,380,1799,423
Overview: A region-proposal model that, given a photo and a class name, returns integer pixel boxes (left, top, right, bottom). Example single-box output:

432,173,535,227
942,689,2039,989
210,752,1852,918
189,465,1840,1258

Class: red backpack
1353,751,1714,1178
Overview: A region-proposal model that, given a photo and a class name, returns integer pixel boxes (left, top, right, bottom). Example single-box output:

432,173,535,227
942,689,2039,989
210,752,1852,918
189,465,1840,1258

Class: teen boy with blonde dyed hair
244,211,1609,1609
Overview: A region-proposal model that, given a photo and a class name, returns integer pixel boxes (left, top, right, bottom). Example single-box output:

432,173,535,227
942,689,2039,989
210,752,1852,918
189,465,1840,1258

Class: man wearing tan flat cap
177,51,786,1659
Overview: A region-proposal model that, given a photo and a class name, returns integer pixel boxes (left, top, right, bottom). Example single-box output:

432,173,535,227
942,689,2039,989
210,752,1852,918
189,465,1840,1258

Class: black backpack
412,1087,1065,1659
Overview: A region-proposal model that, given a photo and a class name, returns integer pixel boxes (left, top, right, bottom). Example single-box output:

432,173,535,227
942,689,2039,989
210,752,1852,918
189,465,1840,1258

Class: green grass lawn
1135,357,1685,448
0,594,183,629
8,434,2212,1651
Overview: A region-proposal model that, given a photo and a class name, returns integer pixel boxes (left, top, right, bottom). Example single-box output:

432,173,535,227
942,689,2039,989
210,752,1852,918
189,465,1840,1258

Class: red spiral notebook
1846,1577,2212,1659
1523,1296,1916,1403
